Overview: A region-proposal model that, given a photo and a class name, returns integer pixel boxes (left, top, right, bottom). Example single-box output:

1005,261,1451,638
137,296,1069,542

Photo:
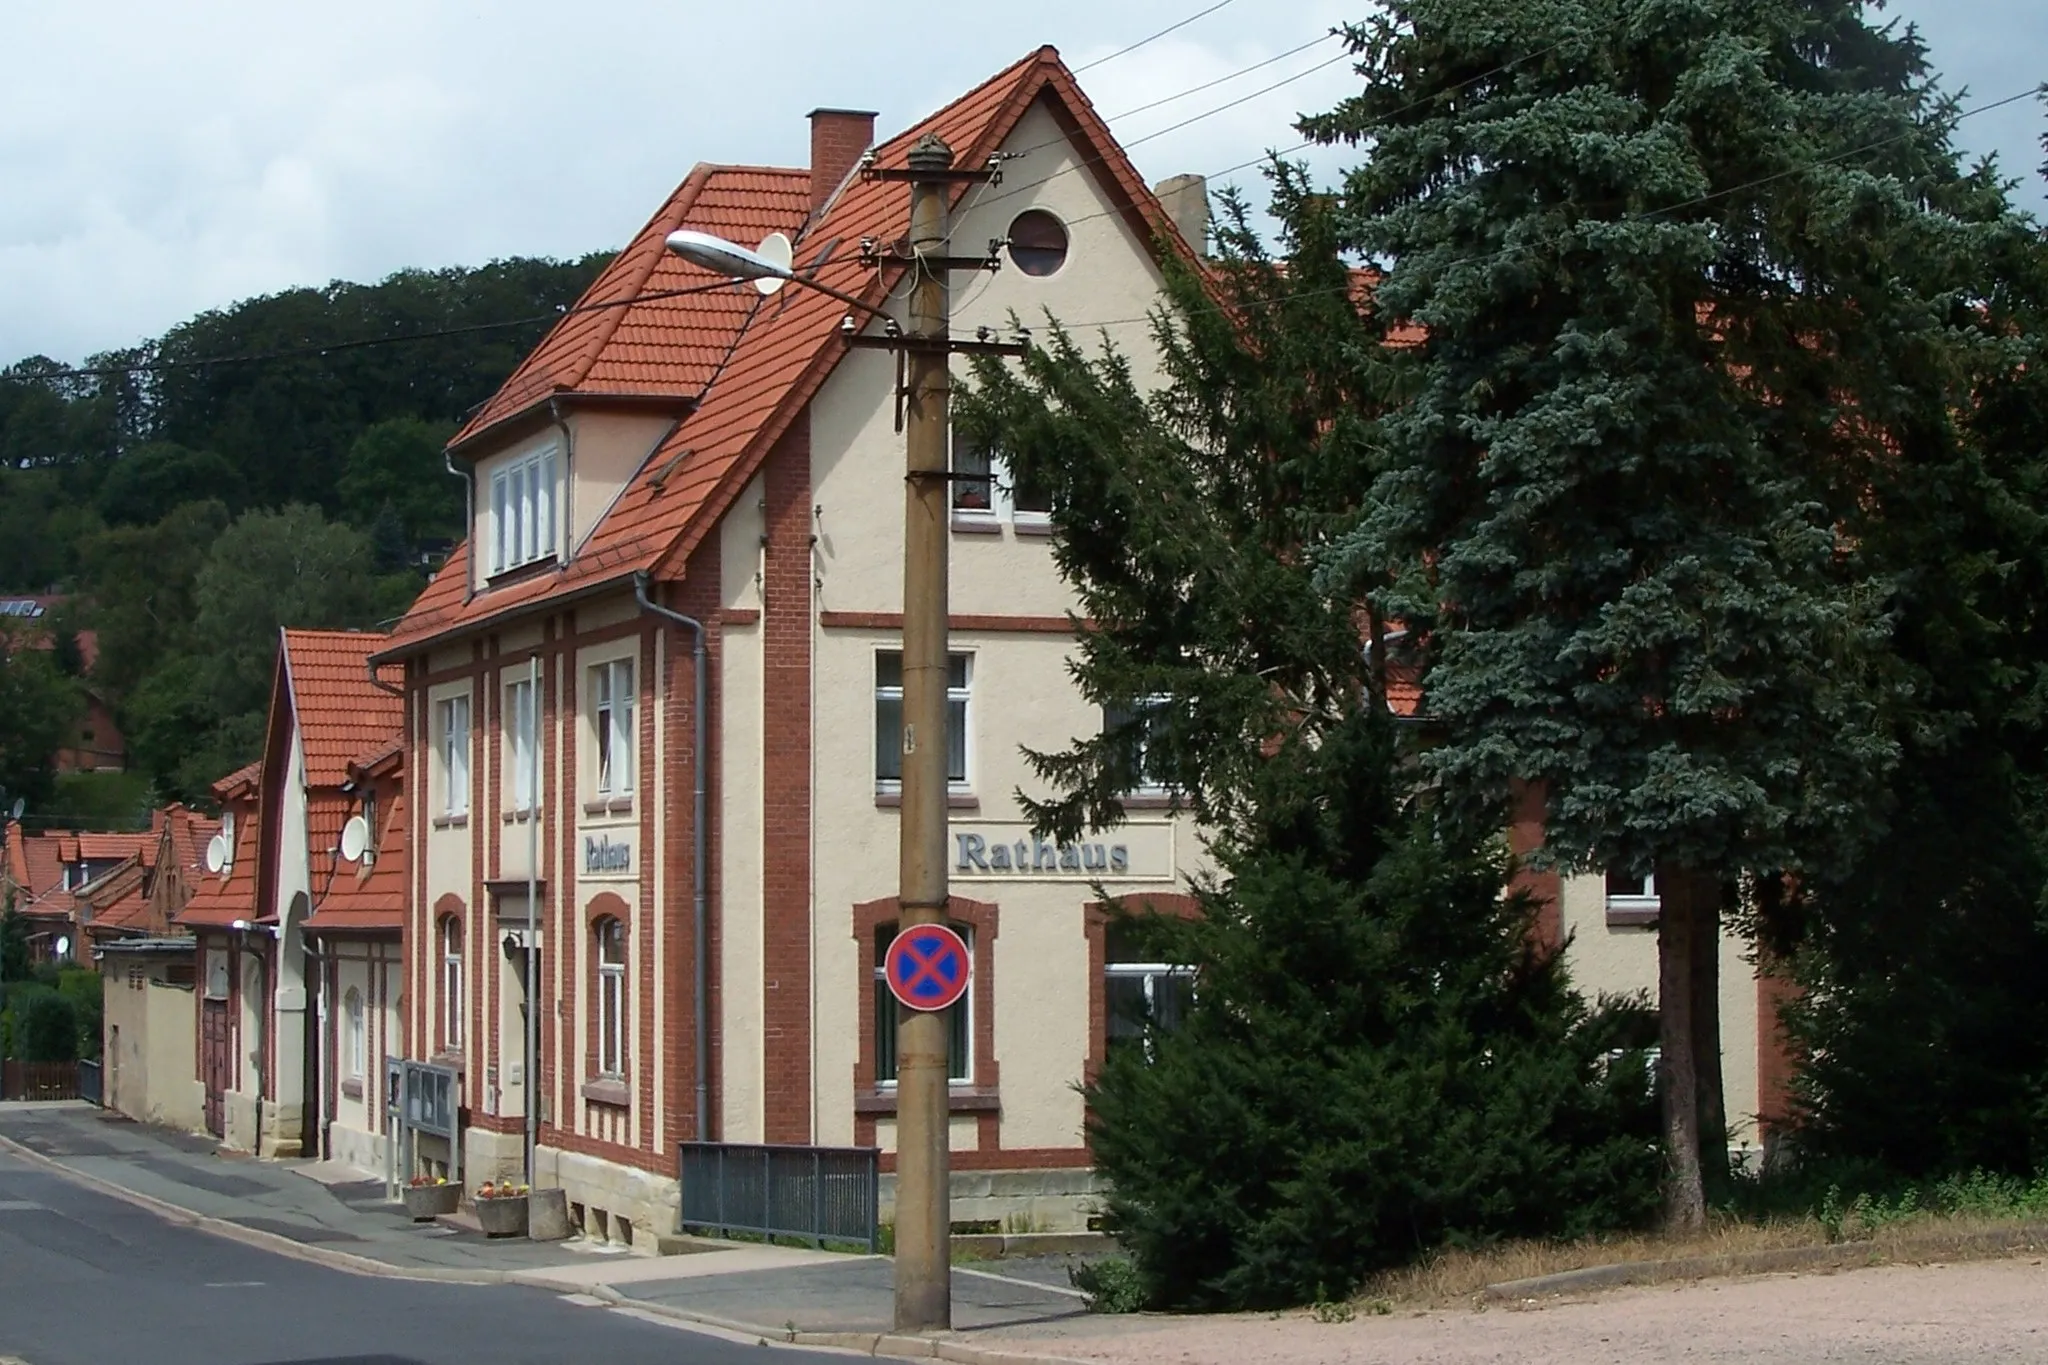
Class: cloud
2,0,2039,364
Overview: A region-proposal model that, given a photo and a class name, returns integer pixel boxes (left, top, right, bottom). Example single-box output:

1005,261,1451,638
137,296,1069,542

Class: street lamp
665,229,900,329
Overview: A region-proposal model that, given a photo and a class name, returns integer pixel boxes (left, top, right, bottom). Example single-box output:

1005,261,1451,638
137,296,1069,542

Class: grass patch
1359,1170,2048,1307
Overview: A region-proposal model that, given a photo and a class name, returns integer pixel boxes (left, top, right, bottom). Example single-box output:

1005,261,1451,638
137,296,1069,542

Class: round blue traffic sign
884,924,971,1013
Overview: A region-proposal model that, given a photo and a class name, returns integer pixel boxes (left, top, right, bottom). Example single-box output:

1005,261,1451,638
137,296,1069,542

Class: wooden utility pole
893,130,958,1333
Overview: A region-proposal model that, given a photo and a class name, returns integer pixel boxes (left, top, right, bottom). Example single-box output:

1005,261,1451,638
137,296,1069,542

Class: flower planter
475,1194,529,1238
403,1183,460,1222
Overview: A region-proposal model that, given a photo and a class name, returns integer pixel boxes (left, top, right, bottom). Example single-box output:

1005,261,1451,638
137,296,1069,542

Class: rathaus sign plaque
949,821,1174,882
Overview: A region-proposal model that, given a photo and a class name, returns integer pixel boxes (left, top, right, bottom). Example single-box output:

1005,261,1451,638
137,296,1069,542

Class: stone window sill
501,808,537,825
1012,516,1055,537
854,1088,999,1116
950,511,1001,534
582,797,634,817
430,1052,465,1075
340,1078,364,1100
432,813,470,830
581,1078,631,1108
1120,790,1177,811
1605,899,1661,929
874,788,979,810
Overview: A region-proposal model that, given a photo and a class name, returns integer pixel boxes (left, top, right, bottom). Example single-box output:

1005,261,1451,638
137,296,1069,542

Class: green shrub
1070,1257,1146,1314
18,992,79,1063
56,969,102,1060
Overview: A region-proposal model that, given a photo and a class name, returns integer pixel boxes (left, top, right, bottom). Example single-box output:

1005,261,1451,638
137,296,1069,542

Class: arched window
344,988,366,1080
440,916,464,1052
596,918,626,1077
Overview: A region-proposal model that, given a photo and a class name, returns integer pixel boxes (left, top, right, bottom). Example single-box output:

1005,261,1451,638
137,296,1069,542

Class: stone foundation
882,1166,1106,1233
534,1145,681,1251
221,1090,303,1158
327,1120,390,1175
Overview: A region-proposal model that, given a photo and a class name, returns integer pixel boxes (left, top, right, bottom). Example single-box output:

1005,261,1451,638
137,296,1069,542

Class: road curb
587,1286,1103,1365
0,1131,504,1286
1478,1221,2048,1302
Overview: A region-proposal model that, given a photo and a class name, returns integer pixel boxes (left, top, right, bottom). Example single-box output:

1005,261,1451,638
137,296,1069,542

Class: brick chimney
808,108,877,217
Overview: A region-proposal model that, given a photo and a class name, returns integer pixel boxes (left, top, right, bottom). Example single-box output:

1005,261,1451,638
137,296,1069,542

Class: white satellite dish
204,833,228,874
55,935,70,960
752,232,793,296
7,798,22,822
338,815,370,864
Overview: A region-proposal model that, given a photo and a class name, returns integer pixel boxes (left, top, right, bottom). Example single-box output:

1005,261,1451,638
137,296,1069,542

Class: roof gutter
633,570,712,1143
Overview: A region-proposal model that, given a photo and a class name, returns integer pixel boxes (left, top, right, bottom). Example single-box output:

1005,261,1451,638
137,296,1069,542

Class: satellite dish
338,816,370,864
55,935,70,960
752,233,793,296
7,798,22,822
204,834,228,874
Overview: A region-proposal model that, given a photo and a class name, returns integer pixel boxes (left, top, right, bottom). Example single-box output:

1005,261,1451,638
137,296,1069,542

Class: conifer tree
961,185,1658,1306
1309,0,2034,1227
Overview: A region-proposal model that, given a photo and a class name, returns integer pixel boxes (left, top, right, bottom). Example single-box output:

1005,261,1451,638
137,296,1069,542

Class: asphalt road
0,1146,845,1365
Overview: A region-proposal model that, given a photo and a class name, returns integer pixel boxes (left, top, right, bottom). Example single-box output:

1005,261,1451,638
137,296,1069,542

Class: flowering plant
476,1181,530,1199
406,1175,450,1188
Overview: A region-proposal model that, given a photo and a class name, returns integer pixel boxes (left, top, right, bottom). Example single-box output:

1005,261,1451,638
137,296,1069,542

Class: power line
1041,80,2048,332
18,280,746,382
1074,0,1238,74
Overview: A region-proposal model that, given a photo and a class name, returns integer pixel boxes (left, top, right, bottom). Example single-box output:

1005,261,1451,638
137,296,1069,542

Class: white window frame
438,695,471,818
596,918,627,1077
344,987,365,1080
1605,869,1661,914
949,432,1050,530
1104,694,1172,796
1104,958,1193,1062
872,924,973,1086
591,658,636,799
489,444,560,575
505,677,537,813
441,916,464,1053
873,650,972,796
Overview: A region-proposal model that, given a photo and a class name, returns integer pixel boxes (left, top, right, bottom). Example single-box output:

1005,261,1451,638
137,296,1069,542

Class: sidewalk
0,1101,1093,1355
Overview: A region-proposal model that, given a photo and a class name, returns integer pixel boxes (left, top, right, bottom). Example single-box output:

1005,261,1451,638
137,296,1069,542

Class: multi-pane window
1605,869,1660,908
591,659,636,797
437,696,471,817
874,652,969,790
950,435,1050,524
872,923,971,1085
490,445,559,574
1103,695,1172,793
505,678,537,812
596,918,627,1077
1104,921,1191,1060
344,988,365,1080
440,916,464,1052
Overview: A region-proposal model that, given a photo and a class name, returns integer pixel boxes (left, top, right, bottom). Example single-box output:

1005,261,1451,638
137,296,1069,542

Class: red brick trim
1083,893,1200,1086
431,894,466,1058
584,891,632,1093
851,895,1001,1152
1756,955,1802,1146
1507,778,1563,956
819,611,1081,635
761,424,813,1143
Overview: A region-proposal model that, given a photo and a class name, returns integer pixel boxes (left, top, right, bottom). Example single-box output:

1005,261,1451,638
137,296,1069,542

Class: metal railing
75,1058,101,1105
679,1141,881,1251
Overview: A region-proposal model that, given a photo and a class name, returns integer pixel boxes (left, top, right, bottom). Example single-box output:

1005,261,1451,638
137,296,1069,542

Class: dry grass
1361,1212,2048,1307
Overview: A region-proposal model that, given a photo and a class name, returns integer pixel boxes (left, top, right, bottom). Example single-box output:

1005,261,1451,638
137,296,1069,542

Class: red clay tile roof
5,823,74,920
79,860,151,936
281,630,404,789
309,787,406,934
214,760,263,801
381,48,1185,660
177,796,260,929
453,166,813,450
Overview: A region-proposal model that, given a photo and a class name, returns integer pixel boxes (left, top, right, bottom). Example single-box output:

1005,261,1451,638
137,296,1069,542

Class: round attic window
1007,210,1069,277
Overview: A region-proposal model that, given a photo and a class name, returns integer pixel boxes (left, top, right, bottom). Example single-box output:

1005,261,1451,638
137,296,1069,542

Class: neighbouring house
1,595,127,773
173,630,403,1156
2,823,153,964
99,937,201,1129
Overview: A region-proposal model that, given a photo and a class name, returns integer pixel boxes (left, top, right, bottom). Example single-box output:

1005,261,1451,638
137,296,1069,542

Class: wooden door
201,999,231,1137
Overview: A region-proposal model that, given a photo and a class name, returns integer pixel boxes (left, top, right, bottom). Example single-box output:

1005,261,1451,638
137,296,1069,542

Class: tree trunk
1658,865,1706,1233
1690,873,1728,1193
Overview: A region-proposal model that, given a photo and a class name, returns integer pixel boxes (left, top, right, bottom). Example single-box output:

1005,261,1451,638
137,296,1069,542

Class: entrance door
201,999,231,1138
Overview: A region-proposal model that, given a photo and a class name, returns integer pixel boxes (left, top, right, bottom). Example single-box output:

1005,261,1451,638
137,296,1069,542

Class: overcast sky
4,0,2041,366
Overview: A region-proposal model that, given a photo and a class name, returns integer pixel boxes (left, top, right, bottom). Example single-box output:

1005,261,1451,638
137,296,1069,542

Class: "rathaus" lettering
954,833,1129,875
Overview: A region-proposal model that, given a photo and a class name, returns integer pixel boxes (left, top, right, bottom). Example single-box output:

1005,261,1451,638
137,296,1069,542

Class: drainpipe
633,571,711,1142
446,450,475,604
548,398,574,556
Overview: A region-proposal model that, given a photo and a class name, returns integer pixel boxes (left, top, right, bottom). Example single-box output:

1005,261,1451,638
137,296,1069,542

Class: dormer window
490,445,560,575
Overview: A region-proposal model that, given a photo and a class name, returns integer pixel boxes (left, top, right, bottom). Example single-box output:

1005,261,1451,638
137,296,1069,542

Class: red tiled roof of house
76,832,150,863
309,788,407,933
380,48,1189,659
177,798,260,929
214,760,263,800
454,166,813,449
4,822,74,920
80,859,151,936
162,805,220,880
281,630,404,789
